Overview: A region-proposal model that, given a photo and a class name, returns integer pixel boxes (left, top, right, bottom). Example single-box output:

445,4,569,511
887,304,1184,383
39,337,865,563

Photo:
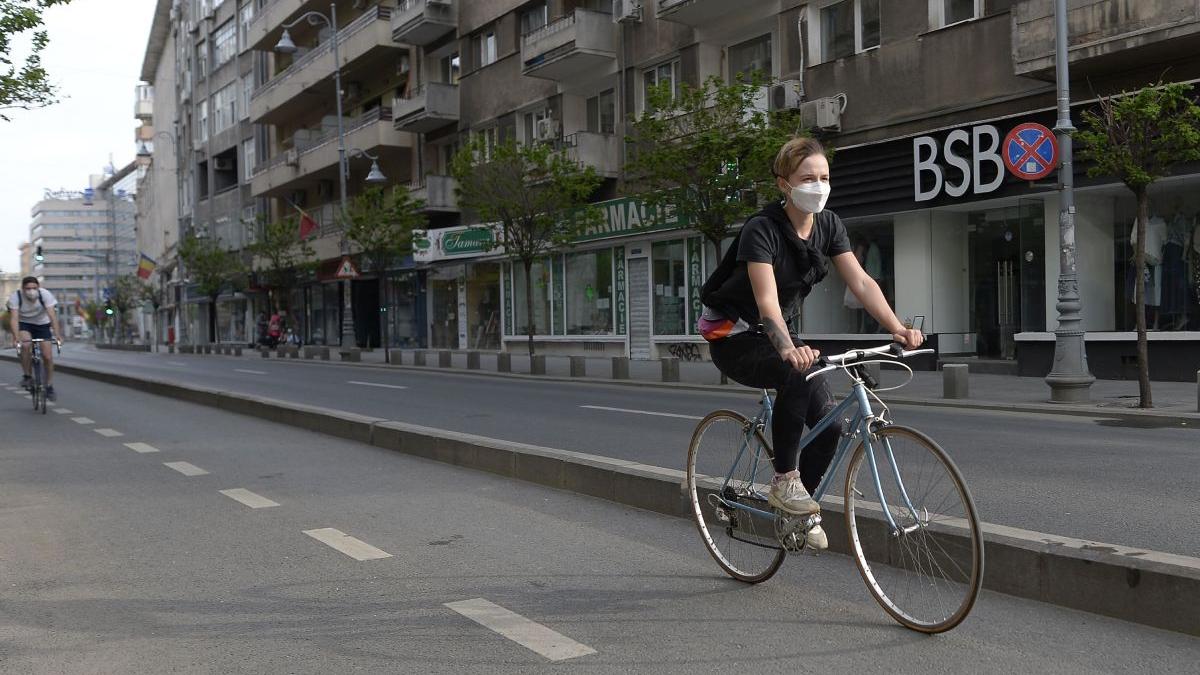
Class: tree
110,274,144,343
248,214,317,314
1077,81,1200,408
452,137,602,356
139,277,163,350
1,1,72,120
178,235,247,344
625,71,803,259
343,185,424,363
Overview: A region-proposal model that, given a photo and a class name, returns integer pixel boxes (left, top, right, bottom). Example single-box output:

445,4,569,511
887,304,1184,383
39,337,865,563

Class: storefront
414,225,503,350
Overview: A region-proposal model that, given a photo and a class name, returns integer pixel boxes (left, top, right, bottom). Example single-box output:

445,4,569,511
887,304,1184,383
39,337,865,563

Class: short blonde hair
772,136,827,179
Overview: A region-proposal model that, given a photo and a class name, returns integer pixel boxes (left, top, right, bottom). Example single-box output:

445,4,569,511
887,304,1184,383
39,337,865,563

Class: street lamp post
1044,0,1095,402
138,130,179,352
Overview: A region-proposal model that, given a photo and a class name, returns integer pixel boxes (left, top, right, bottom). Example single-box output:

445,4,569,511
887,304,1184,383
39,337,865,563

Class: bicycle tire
844,425,983,633
31,359,43,413
687,409,785,584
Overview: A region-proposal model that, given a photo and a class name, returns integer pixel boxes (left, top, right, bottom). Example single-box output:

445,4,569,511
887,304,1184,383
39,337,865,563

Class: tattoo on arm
763,317,794,356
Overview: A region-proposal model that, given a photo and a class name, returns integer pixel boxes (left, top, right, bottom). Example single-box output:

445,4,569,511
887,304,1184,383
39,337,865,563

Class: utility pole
1044,0,1095,402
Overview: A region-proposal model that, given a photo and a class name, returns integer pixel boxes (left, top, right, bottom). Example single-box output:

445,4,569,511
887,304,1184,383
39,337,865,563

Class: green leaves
179,235,246,301
249,214,317,293
626,71,803,248
1078,81,1200,192
0,1,73,120
342,185,425,273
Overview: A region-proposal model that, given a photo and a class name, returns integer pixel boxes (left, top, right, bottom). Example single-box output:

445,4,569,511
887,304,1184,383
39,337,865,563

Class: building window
729,34,772,81
213,20,236,67
243,138,256,180
441,52,460,84
520,2,548,35
476,30,497,67
512,258,553,336
212,83,236,132
196,39,208,79
934,0,980,28
586,89,615,134
240,72,253,119
641,60,679,112
476,126,499,159
238,1,255,50
565,249,614,335
197,99,208,142
652,240,687,335
818,0,879,62
523,108,551,144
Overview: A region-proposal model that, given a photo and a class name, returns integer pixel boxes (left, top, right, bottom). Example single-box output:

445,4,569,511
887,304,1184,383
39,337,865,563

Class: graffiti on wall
665,342,703,362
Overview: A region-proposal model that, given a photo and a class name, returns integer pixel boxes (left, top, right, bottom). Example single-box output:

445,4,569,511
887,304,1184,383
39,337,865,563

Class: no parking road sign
1003,122,1058,181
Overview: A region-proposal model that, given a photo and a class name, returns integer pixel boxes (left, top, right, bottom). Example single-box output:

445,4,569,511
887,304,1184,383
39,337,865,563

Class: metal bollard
260,347,269,358
531,355,547,375
467,351,481,370
569,355,586,378
438,350,452,368
943,363,969,399
233,347,243,357
661,357,680,383
497,352,512,373
319,346,330,361
611,356,630,380
413,350,426,366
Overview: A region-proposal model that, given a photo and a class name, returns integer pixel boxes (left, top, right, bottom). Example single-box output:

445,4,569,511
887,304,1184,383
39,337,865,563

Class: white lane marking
94,428,124,438
164,461,209,476
347,380,408,390
71,417,95,425
234,369,268,375
580,405,702,421
445,598,597,662
168,361,187,366
124,442,161,454
52,408,73,414
303,528,392,561
219,488,280,509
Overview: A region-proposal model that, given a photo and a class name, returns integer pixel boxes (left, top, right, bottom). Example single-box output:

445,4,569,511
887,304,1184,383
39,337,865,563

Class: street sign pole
1044,0,1095,402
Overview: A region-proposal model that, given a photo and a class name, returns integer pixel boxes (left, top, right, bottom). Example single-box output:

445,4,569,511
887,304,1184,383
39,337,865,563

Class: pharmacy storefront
817,108,1200,381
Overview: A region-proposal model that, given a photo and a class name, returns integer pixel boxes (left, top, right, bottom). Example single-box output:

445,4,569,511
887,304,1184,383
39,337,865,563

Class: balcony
393,82,459,133
521,9,615,81
392,0,457,46
1012,0,1200,78
250,107,414,198
408,174,458,212
244,0,317,53
249,5,398,124
655,0,737,27
559,132,620,178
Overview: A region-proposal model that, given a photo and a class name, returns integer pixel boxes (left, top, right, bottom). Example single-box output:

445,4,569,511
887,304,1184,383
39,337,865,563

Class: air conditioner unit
316,179,334,199
612,0,642,23
535,117,560,142
769,79,803,111
800,96,843,132
212,157,234,171
285,148,299,166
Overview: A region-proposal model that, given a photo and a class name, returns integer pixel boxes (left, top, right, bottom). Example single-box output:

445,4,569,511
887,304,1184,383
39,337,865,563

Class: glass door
967,200,1045,358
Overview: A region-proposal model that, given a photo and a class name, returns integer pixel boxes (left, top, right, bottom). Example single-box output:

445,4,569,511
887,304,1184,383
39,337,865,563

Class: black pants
709,332,840,493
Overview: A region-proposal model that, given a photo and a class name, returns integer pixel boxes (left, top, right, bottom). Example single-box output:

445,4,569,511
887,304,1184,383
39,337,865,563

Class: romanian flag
137,253,157,279
295,203,319,240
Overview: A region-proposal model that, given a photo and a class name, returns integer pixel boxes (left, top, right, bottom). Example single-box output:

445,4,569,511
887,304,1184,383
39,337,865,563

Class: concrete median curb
16,356,1200,637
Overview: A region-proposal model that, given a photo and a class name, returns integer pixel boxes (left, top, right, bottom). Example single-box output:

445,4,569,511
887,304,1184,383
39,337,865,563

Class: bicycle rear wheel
31,360,43,413
844,425,983,633
687,410,785,584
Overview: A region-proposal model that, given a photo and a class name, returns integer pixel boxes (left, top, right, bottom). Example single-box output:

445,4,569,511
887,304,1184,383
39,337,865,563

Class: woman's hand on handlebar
892,327,925,350
783,345,821,371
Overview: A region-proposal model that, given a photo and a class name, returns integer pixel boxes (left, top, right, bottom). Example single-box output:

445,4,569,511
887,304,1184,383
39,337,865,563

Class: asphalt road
14,344,1200,558
1,372,1197,673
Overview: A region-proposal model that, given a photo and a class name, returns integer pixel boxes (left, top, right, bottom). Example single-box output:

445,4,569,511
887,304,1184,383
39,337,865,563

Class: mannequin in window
1129,214,1167,329
843,235,880,333
1161,202,1195,330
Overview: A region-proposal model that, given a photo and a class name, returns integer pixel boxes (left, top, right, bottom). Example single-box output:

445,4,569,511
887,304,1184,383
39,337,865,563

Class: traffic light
34,246,44,262
104,301,114,317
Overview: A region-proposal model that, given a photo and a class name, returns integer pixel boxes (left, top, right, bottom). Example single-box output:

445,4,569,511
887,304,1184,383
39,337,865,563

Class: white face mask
785,180,831,214
23,289,39,301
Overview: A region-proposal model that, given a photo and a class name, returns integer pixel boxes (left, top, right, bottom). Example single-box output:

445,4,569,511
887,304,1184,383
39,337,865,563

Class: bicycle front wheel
31,361,43,413
845,425,983,633
687,410,785,584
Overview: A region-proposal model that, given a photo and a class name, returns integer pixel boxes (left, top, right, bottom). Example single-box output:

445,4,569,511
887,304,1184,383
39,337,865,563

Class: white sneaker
805,524,829,551
768,476,820,516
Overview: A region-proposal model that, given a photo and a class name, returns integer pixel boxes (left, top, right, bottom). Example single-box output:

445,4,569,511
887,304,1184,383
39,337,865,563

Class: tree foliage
249,215,316,311
625,71,804,250
1,0,72,120
109,274,144,343
1077,81,1200,408
179,235,246,343
451,137,602,355
343,185,424,274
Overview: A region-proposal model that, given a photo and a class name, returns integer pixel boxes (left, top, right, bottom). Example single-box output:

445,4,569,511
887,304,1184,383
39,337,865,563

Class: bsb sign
912,122,1058,202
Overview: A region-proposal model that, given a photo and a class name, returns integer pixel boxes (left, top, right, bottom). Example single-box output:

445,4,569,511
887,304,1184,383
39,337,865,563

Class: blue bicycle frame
717,377,921,536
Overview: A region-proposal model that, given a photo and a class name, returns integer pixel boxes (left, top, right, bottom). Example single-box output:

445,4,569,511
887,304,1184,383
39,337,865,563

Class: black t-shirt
702,202,851,326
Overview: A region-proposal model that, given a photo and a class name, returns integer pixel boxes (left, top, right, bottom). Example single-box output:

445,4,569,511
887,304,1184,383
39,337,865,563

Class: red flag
296,204,319,240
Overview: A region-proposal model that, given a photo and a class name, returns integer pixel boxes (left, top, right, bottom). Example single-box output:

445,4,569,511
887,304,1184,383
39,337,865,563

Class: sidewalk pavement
150,343,1200,419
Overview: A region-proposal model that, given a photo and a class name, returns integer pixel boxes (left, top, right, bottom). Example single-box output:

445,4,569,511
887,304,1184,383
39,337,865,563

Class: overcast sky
0,0,156,273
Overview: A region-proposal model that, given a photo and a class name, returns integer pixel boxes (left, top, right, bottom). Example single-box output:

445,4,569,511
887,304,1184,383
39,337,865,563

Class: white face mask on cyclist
784,180,831,214
23,289,38,301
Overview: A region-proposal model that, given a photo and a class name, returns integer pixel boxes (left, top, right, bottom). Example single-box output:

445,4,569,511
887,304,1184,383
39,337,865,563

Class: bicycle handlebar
805,343,935,382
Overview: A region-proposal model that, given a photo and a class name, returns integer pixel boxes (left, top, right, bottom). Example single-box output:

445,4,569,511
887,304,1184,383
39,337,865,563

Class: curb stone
22,355,1200,637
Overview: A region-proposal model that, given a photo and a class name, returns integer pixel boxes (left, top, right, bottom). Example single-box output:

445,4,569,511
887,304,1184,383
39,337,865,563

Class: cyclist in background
698,137,923,549
7,276,62,401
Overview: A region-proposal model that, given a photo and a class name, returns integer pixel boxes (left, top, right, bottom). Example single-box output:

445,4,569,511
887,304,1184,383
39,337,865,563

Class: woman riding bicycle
698,137,923,550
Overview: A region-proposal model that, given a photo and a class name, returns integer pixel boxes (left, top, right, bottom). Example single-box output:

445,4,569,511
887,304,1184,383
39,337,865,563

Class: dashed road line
347,380,408,390
52,408,73,414
444,598,597,662
303,528,392,561
71,417,95,425
234,369,268,375
94,428,124,438
580,405,703,420
219,488,280,509
164,461,209,476
124,442,161,454
168,361,187,366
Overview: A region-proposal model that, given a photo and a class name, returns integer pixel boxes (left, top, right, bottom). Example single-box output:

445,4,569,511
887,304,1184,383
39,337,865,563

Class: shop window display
565,250,614,335
1113,185,1200,332
466,264,501,349
799,218,895,335
429,267,459,349
652,240,687,335
512,258,553,336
